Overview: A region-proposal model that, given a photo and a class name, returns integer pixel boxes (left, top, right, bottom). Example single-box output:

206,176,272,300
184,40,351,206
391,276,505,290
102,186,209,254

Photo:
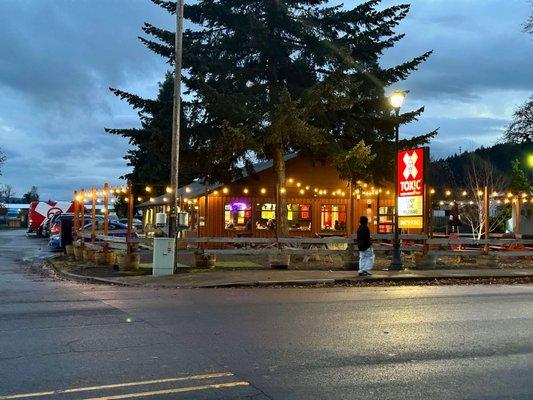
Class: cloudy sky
0,0,532,200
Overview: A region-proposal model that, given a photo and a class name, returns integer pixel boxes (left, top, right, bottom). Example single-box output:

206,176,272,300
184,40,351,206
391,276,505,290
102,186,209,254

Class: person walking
357,216,374,276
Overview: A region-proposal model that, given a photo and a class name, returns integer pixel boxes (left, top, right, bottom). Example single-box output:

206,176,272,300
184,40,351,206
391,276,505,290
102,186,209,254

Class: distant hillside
429,143,533,188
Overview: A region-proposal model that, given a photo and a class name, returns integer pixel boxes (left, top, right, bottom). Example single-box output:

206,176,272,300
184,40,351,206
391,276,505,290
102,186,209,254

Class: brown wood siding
150,155,400,238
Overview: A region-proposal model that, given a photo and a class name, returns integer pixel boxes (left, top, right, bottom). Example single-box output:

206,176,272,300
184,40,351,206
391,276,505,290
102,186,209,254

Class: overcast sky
0,0,532,200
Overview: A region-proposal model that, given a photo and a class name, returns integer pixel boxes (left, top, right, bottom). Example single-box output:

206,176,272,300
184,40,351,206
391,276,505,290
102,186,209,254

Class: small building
139,154,396,237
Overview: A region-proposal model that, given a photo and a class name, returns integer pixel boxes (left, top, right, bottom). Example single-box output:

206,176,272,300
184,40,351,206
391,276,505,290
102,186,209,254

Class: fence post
91,188,96,244
80,190,85,249
73,191,79,239
484,186,489,255
103,183,109,254
126,181,134,254
514,195,521,237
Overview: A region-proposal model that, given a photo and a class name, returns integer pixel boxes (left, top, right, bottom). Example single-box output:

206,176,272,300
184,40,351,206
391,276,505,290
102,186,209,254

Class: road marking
80,381,251,400
0,372,234,399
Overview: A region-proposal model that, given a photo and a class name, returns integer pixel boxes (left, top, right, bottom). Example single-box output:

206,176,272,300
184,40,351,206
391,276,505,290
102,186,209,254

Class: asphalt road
0,229,532,400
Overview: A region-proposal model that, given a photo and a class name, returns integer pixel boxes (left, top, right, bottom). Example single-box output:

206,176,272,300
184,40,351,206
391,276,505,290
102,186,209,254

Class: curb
45,260,133,287
198,272,533,288
43,259,533,289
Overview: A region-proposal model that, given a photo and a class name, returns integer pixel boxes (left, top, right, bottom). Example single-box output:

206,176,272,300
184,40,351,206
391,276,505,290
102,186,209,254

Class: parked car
117,218,143,230
48,214,102,237
49,220,132,251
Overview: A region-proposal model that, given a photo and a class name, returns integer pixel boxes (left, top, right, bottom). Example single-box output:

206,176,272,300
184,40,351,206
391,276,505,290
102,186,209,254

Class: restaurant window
288,204,312,231
224,201,252,231
255,203,276,230
320,204,346,231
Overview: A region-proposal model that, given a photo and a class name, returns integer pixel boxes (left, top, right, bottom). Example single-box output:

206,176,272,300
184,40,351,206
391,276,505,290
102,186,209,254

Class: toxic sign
397,147,426,229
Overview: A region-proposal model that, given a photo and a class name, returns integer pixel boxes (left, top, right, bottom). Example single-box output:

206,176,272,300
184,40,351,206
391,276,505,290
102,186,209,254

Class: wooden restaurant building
139,154,396,237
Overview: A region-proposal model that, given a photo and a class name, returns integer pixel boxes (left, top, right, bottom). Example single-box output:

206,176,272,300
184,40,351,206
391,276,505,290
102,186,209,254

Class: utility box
152,238,175,276
156,212,167,227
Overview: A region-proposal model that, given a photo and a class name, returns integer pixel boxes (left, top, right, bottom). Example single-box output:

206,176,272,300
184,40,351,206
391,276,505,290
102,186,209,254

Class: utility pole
169,0,185,271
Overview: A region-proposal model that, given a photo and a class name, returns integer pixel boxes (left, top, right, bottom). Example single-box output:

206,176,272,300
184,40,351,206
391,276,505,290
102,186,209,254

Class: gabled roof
138,153,298,208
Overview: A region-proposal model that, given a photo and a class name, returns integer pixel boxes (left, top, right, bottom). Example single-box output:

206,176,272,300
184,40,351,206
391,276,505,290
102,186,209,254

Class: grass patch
215,260,263,269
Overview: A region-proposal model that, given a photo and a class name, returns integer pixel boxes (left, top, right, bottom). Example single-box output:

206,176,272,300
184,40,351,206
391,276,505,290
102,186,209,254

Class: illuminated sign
397,147,426,229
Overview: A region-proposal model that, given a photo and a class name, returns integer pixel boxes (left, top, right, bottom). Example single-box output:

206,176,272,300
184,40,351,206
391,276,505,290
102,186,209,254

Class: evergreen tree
510,157,531,191
106,73,200,188
315,1,436,185
22,186,39,203
140,0,434,235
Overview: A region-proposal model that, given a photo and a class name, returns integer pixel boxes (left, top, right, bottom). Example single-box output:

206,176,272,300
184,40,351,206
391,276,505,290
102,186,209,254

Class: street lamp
389,90,406,271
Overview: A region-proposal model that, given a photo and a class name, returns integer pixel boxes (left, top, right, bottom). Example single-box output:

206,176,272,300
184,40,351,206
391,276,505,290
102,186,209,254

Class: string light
445,190,451,196
260,188,266,194
279,187,286,194
477,190,483,196
145,186,152,193
185,187,192,193
243,188,249,194
222,187,229,194
166,186,172,193
137,197,143,202
430,188,435,195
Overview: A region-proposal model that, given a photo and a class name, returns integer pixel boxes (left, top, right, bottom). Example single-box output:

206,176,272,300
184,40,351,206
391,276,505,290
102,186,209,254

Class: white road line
80,381,251,400
0,372,234,399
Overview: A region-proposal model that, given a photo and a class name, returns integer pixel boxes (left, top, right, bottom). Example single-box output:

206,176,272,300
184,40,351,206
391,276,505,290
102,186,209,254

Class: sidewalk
51,262,533,288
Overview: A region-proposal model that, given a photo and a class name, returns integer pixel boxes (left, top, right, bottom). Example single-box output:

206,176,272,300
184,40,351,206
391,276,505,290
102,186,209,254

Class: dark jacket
357,224,372,251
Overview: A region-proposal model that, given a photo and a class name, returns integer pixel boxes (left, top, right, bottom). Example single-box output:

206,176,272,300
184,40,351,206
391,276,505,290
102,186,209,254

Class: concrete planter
194,253,216,269
73,246,83,261
82,249,95,262
343,243,359,270
105,251,117,266
93,252,106,265
65,245,75,259
413,253,437,270
476,254,499,268
116,253,140,271
269,254,290,269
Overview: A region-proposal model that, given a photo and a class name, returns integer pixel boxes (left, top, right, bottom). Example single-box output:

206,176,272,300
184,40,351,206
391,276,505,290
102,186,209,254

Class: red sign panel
398,148,425,197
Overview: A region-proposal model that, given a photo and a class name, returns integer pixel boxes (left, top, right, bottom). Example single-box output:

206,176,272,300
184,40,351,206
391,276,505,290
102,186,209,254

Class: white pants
359,247,375,273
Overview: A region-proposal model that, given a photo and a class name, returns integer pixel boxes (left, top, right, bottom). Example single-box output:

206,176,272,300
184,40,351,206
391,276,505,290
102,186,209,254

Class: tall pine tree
106,73,187,187
138,1,434,236
315,1,436,185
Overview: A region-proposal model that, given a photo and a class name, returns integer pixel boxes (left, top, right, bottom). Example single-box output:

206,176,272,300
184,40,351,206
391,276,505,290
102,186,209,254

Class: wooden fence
77,231,533,259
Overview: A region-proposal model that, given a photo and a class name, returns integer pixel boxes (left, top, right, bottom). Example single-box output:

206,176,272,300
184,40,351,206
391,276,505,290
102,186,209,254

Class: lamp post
527,153,533,183
389,90,406,271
